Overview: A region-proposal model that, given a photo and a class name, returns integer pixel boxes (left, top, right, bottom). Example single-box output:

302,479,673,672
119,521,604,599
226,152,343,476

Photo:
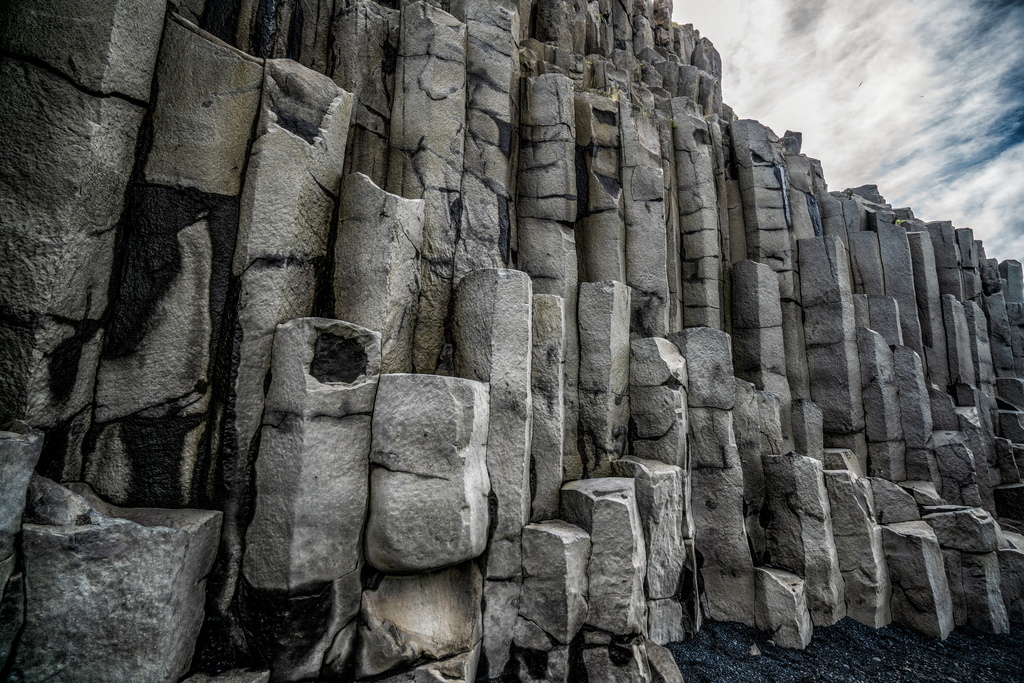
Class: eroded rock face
240,318,379,679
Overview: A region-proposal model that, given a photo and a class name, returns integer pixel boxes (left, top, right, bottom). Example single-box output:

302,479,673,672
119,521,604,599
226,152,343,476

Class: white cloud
673,0,1024,260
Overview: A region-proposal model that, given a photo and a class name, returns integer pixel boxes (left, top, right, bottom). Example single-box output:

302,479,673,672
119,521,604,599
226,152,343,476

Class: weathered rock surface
366,374,490,573
762,452,846,626
5,0,1024,677
578,281,632,478
560,478,647,636
754,568,814,650
881,521,955,639
520,520,590,645
356,562,483,679
824,470,892,628
14,484,221,683
335,173,424,373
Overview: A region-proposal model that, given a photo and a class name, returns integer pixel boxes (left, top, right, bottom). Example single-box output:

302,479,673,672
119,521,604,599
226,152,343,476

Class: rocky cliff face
1,1,1023,681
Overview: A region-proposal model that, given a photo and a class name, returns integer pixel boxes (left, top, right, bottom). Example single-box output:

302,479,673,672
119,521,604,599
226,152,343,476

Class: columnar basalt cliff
2,1,1024,681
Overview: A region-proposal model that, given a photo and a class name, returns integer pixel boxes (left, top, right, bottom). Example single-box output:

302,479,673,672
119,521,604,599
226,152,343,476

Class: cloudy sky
673,0,1024,261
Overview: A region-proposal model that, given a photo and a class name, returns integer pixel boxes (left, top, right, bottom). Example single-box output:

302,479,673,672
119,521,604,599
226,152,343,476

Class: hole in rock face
309,333,368,384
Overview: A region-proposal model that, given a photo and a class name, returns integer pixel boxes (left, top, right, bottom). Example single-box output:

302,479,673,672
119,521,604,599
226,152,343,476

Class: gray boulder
754,568,813,649
14,485,221,683
366,374,490,572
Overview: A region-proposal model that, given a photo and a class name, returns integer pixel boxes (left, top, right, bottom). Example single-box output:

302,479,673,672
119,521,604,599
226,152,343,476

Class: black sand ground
667,618,1024,682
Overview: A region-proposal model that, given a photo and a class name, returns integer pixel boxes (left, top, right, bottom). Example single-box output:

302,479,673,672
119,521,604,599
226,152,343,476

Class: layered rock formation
2,0,1024,681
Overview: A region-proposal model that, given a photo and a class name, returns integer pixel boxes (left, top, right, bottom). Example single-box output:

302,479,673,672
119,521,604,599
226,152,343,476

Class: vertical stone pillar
575,92,626,285
335,173,425,373
732,119,809,399
798,236,867,466
330,0,400,186
89,16,264,512
451,0,520,280
453,268,532,677
671,327,755,625
620,101,670,337
926,221,964,300
0,0,166,478
762,452,846,627
517,73,581,479
731,260,792,439
578,281,632,478
388,1,467,373
242,318,380,680
669,100,723,330
530,294,566,522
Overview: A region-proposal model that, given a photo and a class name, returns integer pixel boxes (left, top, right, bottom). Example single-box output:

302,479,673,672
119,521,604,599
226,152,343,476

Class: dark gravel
667,618,1024,682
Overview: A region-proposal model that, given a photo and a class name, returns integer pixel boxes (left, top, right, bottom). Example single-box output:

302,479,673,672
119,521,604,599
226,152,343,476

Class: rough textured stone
924,507,1001,553
578,281,632,477
943,295,976,390
356,563,482,679
612,457,686,604
335,172,425,373
762,452,846,627
907,231,950,389
734,380,768,562
873,221,924,358
575,92,626,285
731,260,792,436
687,403,755,625
629,338,688,469
669,327,735,410
144,15,262,195
881,521,955,640
942,549,1009,633
520,521,590,645
454,268,533,580
366,374,490,573
0,0,166,102
451,0,519,285
621,101,670,337
799,236,866,448
580,639,652,683
1,427,43,582
999,548,1024,623
14,485,221,683
867,477,921,525
531,294,566,522
669,102,723,329
823,448,863,477
560,478,647,635
791,398,824,462
388,1,467,374
0,52,144,475
754,568,814,649
330,0,399,186
933,430,984,507
244,319,379,591
824,471,892,628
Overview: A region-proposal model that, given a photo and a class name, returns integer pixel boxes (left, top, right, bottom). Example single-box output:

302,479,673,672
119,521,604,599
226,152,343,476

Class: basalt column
388,2,468,374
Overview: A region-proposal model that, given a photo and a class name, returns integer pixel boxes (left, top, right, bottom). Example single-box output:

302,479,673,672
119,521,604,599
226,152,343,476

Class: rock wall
2,0,1024,681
